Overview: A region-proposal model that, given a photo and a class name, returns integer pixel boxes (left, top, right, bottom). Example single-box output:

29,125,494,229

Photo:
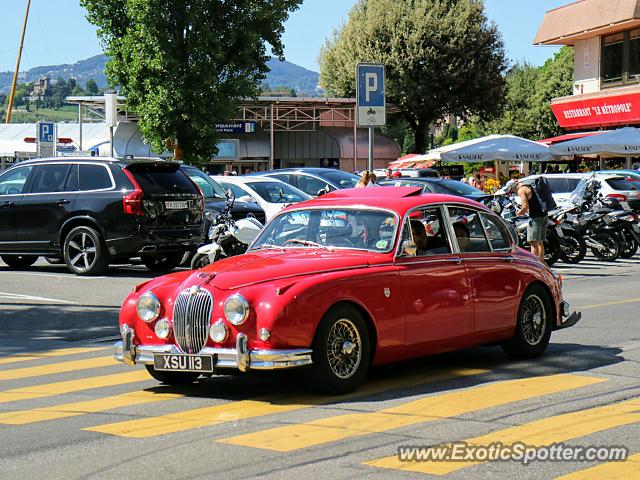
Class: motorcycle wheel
559,231,587,264
190,253,211,270
619,235,638,259
544,238,560,267
591,233,620,262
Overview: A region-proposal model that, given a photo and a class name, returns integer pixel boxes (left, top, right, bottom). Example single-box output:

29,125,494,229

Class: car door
16,163,77,252
447,206,522,333
0,165,35,250
395,205,473,345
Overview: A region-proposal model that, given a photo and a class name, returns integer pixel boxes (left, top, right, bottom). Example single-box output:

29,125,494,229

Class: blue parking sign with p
39,122,54,143
356,63,385,126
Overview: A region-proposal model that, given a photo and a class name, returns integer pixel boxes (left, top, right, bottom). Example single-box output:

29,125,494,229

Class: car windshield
246,181,310,203
251,208,398,252
184,169,227,198
317,170,359,189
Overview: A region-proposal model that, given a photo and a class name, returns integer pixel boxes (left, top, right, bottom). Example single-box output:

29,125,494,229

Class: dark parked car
379,177,491,203
0,157,204,275
249,167,360,196
180,166,266,224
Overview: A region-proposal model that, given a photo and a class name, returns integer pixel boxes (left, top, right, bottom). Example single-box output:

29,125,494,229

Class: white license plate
154,354,214,372
165,200,191,210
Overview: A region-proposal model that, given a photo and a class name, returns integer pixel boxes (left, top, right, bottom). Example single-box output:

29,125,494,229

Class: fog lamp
209,321,228,343
258,328,271,342
154,319,171,339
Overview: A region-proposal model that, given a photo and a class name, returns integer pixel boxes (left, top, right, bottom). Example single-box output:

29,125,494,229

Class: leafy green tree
319,0,507,153
85,79,99,95
81,0,302,160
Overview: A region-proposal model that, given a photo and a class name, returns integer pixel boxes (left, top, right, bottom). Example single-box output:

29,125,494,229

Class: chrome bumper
555,301,581,330
114,326,312,372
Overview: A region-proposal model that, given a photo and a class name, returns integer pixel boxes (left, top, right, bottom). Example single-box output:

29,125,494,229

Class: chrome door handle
57,199,71,205
0,201,15,208
445,257,463,265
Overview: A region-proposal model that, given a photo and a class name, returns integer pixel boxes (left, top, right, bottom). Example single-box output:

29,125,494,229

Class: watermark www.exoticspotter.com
397,442,629,466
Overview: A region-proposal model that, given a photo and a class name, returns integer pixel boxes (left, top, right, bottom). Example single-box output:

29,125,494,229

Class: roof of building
534,0,640,45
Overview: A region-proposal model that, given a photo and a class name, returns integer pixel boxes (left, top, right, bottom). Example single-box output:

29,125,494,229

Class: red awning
538,131,608,145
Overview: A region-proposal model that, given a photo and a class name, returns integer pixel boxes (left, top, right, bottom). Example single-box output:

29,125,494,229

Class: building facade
535,0,640,131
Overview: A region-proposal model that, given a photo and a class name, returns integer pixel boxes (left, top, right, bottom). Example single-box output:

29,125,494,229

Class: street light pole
5,0,32,124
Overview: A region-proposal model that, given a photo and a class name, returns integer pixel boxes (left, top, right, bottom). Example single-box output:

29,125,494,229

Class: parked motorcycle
190,194,263,269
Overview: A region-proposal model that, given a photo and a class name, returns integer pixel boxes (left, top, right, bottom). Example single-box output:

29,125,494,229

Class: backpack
532,176,557,213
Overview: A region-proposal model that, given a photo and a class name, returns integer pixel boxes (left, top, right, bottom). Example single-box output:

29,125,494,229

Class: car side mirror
401,240,417,256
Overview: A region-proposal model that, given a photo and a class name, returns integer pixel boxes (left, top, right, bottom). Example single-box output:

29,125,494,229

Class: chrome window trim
6,162,116,196
395,204,456,258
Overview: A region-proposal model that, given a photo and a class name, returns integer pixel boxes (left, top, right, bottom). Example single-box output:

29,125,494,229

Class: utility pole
5,0,32,124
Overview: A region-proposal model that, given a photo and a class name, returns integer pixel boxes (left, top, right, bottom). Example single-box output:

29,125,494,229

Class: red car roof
282,187,488,217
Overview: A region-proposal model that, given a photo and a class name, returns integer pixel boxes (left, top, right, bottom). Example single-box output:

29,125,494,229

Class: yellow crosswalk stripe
366,397,640,475
84,366,487,438
0,370,150,403
0,390,184,425
556,452,640,480
0,347,108,366
0,356,118,381
218,374,605,452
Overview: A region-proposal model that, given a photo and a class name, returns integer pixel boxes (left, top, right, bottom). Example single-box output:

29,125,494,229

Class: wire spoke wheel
326,318,362,380
520,295,546,346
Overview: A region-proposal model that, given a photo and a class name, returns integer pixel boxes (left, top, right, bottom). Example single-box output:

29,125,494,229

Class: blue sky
1,0,569,73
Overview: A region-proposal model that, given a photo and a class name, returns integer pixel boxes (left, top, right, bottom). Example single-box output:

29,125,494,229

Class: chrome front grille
173,287,213,354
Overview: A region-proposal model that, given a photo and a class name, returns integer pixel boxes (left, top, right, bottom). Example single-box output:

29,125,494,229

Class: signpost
36,121,56,158
356,63,386,171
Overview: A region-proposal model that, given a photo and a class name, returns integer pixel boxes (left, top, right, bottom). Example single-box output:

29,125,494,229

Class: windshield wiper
254,244,284,250
285,239,332,250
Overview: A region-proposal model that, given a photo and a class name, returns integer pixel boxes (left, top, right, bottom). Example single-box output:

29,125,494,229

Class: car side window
0,166,34,195
269,173,290,184
65,164,79,191
447,207,490,253
30,164,71,194
400,207,452,257
79,164,112,191
480,213,512,252
298,175,333,196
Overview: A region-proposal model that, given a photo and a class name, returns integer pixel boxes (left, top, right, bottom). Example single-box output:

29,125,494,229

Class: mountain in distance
0,55,321,96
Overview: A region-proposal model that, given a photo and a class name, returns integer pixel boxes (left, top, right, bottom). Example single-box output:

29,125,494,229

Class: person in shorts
516,179,547,262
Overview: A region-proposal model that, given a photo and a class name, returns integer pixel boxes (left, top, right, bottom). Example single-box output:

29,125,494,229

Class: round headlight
136,292,161,323
223,294,250,325
154,319,171,339
209,321,228,343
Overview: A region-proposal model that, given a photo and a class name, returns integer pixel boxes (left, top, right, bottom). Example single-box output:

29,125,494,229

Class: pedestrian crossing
1,346,638,479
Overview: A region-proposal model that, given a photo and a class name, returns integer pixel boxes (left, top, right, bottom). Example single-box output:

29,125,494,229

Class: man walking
516,179,547,262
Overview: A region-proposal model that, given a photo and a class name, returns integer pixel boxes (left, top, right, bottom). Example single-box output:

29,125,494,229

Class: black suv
0,157,204,275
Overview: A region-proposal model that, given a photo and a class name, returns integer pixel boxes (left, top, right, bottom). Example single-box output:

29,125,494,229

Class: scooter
190,194,263,269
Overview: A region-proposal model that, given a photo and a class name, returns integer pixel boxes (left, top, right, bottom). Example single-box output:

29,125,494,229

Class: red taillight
122,169,145,216
606,193,627,201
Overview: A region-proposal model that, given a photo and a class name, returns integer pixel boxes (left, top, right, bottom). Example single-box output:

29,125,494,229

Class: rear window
606,177,640,191
128,165,197,194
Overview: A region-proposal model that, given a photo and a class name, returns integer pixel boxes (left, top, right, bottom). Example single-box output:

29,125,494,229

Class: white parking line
0,271,108,280
0,292,79,305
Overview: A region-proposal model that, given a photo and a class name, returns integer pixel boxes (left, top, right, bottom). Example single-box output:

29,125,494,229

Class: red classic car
115,187,580,394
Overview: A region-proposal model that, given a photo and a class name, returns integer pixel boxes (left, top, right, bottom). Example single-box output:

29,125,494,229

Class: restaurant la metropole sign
552,92,640,129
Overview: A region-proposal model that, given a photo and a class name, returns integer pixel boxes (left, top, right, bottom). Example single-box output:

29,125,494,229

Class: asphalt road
0,256,639,480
